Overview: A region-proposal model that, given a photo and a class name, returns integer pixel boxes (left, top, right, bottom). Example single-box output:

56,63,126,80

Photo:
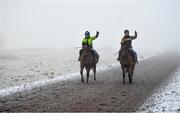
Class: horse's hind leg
93,65,96,81
80,65,84,82
86,67,90,83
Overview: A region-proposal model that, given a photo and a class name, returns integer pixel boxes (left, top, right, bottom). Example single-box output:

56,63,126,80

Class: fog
0,0,179,52
0,1,3,48
178,2,180,50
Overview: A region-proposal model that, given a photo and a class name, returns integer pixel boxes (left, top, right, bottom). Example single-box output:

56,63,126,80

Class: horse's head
82,45,91,57
121,44,129,57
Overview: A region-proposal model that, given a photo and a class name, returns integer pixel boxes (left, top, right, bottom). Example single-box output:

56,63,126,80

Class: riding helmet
85,31,90,37
124,29,129,33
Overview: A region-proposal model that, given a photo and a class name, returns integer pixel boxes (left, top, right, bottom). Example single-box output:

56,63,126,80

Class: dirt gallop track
0,53,180,112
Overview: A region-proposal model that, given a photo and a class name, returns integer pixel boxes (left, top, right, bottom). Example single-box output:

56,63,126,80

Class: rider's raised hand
134,30,137,38
96,31,99,38
135,30,137,34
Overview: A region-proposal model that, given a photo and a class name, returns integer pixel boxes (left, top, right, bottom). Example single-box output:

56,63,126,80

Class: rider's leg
91,48,99,61
133,50,138,63
129,48,138,63
78,49,83,61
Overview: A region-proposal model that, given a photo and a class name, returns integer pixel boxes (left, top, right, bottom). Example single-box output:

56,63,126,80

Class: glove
135,30,137,35
95,31,99,37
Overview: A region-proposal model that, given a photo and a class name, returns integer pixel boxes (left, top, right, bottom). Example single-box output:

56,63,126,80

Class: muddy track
0,52,180,112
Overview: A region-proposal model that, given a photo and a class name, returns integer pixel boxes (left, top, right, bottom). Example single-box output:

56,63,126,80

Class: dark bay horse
80,46,99,83
119,44,136,84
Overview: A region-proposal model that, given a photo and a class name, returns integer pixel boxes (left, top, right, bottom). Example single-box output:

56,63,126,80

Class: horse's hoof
81,80,84,82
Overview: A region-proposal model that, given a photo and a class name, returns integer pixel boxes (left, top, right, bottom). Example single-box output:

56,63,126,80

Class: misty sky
0,0,180,52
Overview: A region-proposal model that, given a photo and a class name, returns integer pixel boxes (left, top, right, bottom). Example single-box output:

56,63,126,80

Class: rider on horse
78,31,99,61
117,29,138,63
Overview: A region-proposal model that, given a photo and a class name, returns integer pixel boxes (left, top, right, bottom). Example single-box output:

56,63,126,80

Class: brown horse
119,44,136,84
80,46,99,83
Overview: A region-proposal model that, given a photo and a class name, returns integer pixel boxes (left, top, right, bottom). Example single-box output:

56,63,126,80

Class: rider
117,29,138,63
78,31,99,61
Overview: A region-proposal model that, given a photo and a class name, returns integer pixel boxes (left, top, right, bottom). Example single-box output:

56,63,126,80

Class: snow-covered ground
0,47,159,97
0,47,115,89
138,67,180,112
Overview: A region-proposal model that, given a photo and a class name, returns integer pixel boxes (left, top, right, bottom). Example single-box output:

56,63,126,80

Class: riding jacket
82,36,97,47
121,34,137,48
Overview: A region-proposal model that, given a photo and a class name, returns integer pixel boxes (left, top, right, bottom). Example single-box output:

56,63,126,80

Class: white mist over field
178,3,180,50
0,0,179,52
0,1,3,48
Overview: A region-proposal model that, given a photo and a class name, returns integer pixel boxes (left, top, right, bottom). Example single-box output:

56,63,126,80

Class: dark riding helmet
124,29,129,33
85,31,90,37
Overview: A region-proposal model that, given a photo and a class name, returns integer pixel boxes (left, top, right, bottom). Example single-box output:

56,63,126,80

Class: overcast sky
0,0,179,52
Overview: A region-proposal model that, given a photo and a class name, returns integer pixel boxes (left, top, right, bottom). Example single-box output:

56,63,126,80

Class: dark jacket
121,32,137,48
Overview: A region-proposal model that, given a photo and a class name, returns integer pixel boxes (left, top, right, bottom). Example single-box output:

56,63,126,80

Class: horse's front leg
128,71,132,84
128,66,133,84
86,67,90,83
93,65,96,81
122,66,125,84
80,65,84,82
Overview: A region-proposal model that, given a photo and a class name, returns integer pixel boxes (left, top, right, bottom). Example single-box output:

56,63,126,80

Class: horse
80,45,99,83
119,44,136,84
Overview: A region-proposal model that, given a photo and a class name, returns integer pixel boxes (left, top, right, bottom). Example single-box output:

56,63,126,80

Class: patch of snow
138,67,180,112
